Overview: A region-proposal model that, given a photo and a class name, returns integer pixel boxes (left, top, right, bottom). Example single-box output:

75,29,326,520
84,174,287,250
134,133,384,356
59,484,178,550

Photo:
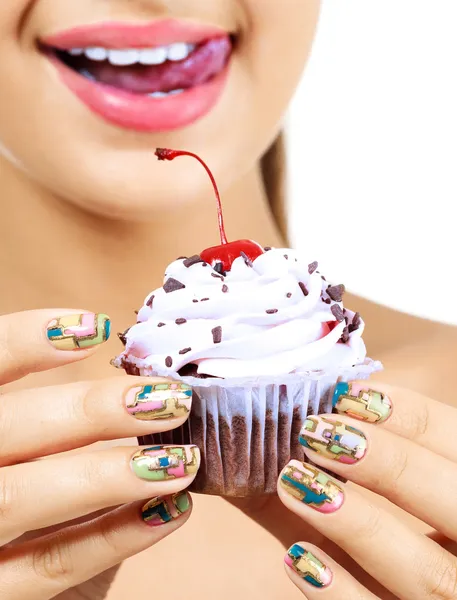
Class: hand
0,310,200,600
278,380,457,599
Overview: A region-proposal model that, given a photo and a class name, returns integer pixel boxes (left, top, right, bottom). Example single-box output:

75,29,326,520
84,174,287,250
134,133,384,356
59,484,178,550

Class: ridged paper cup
123,359,381,497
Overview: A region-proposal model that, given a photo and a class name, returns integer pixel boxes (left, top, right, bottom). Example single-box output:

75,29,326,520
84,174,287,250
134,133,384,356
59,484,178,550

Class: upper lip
40,18,229,50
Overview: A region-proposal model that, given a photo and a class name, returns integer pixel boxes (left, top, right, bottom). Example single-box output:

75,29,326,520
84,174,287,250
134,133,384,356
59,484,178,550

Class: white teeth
107,49,140,66
138,47,168,66
70,43,195,65
84,47,108,61
148,89,185,98
167,42,192,62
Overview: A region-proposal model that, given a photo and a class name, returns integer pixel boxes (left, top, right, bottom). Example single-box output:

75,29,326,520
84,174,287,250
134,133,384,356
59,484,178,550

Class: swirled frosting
116,248,367,378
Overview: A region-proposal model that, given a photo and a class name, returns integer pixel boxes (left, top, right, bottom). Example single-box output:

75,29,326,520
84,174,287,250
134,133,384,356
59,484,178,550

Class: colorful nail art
131,445,200,481
126,383,192,421
46,313,110,350
280,460,344,513
142,492,191,526
300,416,367,464
332,382,392,424
285,544,332,588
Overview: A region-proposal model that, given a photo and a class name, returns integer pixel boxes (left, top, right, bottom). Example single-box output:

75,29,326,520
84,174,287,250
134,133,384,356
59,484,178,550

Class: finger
0,377,193,465
284,542,379,599
0,445,200,545
0,492,192,600
299,414,457,541
279,460,457,600
0,310,110,385
332,380,457,462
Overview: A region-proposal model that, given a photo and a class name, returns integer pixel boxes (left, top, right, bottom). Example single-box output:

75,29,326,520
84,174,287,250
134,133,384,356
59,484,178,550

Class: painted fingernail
333,382,392,424
299,416,367,464
280,460,344,513
142,492,191,526
46,313,111,350
285,544,333,588
126,382,192,421
131,445,200,481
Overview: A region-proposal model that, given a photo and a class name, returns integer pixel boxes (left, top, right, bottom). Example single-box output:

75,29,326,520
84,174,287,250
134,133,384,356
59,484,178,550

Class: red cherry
155,148,264,271
200,239,264,273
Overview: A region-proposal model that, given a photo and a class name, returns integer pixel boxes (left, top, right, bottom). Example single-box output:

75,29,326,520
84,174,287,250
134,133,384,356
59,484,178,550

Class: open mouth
40,22,234,132
42,37,232,98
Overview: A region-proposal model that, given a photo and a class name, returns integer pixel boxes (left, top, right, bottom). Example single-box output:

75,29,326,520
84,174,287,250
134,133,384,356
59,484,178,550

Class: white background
288,0,457,325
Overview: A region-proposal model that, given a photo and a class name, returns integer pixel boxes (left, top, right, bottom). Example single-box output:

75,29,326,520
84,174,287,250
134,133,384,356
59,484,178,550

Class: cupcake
113,149,380,497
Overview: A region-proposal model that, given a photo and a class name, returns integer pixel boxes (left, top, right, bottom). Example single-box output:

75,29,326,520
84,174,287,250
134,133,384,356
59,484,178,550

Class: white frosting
120,248,367,378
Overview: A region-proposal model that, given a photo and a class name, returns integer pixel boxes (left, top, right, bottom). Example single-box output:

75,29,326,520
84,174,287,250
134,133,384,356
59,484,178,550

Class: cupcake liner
128,359,381,497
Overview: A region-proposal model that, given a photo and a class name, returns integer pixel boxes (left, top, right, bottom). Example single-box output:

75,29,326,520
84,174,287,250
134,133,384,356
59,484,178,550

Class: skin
0,1,456,599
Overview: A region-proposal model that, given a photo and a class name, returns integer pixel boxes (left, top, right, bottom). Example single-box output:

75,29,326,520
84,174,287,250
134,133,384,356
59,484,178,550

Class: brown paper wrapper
124,359,381,497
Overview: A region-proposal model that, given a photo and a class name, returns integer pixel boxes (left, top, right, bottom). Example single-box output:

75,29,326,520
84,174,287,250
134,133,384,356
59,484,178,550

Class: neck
0,157,284,321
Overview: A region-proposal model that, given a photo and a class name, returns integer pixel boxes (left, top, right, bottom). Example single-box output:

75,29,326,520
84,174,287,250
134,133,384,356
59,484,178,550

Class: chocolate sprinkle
240,251,253,267
266,309,278,314
264,246,272,251
308,261,318,274
211,272,224,280
179,347,192,355
175,318,187,325
298,282,309,297
201,298,210,302
192,299,199,303
286,293,292,298
348,312,362,333
177,256,188,260
183,255,204,268
117,327,130,346
339,327,350,344
163,278,186,293
212,326,222,344
331,304,345,322
134,310,139,315
158,322,166,327
146,294,155,308
327,284,345,302
165,356,173,367
222,284,229,293
213,262,226,276
284,254,289,260
321,275,327,281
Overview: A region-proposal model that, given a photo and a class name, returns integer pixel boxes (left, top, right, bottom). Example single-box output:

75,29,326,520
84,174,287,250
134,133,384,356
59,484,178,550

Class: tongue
81,36,231,94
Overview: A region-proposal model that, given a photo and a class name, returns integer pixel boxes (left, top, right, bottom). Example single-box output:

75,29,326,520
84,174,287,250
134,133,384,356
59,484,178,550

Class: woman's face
0,0,320,219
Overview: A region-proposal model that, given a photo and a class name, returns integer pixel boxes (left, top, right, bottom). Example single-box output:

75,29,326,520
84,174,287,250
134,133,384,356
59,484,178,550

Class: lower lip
48,54,230,133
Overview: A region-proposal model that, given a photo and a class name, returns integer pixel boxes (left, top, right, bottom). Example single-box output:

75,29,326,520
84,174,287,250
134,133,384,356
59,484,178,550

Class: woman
1,1,456,599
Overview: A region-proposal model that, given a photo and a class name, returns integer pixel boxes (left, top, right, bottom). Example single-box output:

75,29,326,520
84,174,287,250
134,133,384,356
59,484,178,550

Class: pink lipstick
41,20,233,132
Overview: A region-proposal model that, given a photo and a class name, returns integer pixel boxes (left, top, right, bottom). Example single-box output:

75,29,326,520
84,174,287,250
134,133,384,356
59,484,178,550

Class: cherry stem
155,148,228,245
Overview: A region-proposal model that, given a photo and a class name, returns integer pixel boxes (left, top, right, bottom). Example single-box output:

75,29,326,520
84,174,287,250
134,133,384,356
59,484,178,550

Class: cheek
0,1,34,34
237,0,321,136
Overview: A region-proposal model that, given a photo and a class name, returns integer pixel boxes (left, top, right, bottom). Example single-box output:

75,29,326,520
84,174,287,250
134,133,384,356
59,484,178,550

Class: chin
59,156,219,221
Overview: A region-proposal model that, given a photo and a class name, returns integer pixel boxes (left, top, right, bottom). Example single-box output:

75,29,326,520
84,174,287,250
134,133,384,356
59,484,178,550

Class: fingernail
141,492,191,526
332,382,392,424
285,544,333,588
131,445,200,481
299,416,367,464
46,313,111,351
125,383,192,421
280,460,344,513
